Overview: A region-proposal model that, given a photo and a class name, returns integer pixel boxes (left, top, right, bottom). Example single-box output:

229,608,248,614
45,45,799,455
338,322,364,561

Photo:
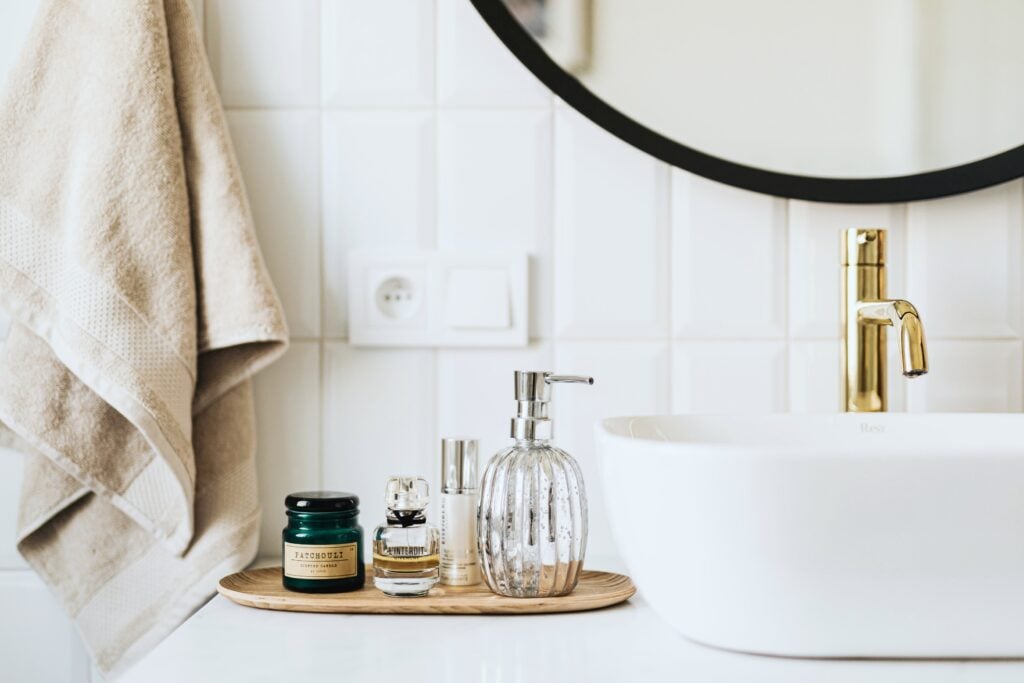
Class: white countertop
123,592,1024,683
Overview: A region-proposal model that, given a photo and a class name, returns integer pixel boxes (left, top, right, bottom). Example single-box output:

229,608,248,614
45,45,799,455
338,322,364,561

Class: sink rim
597,413,1024,456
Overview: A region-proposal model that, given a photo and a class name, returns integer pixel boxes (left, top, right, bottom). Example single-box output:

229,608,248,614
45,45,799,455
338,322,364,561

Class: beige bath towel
0,0,288,676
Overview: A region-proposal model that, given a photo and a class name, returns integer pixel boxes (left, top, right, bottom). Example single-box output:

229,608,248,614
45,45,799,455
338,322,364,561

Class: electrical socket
367,269,427,327
348,249,528,348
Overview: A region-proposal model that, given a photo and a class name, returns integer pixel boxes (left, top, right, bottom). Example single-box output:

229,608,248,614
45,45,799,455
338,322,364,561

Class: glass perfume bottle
478,371,593,598
372,476,440,597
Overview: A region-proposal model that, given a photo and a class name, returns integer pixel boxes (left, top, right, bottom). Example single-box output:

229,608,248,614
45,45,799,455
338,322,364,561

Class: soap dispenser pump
477,370,594,598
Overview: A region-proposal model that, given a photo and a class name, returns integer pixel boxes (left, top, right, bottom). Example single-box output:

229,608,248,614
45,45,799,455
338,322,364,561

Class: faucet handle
842,227,886,266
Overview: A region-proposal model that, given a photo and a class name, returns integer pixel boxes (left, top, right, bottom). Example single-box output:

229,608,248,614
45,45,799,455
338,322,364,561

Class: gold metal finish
841,228,928,412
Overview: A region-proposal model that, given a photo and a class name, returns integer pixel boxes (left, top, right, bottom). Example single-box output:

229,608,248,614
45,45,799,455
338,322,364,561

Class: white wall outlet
348,249,528,347
368,269,426,326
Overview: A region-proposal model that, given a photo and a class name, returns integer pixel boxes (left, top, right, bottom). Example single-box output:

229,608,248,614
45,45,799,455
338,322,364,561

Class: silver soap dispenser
477,370,594,597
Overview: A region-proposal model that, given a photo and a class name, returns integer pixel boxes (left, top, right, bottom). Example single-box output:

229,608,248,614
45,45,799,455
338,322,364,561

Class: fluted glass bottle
478,438,587,597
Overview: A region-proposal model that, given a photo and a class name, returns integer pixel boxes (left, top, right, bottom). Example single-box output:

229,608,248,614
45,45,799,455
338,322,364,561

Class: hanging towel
0,0,288,676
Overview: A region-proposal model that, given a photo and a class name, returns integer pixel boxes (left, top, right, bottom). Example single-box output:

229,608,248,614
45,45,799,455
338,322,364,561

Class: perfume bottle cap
385,476,430,512
441,438,479,494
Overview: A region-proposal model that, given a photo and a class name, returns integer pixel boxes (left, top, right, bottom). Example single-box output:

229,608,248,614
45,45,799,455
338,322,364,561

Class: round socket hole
375,276,419,320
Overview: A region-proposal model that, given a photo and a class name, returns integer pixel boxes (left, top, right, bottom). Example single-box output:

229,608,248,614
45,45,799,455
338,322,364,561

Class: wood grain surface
218,566,636,615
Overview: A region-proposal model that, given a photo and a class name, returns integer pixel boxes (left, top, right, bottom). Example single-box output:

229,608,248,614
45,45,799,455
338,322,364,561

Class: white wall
2,1,1023,680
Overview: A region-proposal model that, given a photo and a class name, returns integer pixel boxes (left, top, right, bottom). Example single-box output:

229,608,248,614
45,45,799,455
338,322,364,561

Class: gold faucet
841,228,928,412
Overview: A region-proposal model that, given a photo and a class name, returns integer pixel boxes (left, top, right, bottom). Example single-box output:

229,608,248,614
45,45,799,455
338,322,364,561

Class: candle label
284,542,359,579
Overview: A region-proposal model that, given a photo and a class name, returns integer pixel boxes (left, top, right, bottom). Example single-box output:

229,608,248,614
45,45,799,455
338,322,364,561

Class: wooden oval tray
218,566,635,615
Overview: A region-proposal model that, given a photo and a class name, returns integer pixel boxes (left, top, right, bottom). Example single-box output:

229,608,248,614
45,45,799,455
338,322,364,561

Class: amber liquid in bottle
372,551,440,573
372,529,440,596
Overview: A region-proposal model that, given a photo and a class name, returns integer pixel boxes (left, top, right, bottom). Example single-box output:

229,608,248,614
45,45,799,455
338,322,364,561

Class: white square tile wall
436,0,550,106
673,173,787,338
322,110,436,337
322,344,436,536
438,109,553,336
907,340,1024,413
253,343,321,555
673,340,787,413
788,340,841,413
322,0,435,106
228,110,322,338
907,181,1023,338
554,107,670,339
4,2,1024,678
206,0,321,107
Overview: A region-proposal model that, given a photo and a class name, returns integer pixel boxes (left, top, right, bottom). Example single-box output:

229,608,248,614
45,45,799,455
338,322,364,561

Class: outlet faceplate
348,249,528,348
368,270,426,326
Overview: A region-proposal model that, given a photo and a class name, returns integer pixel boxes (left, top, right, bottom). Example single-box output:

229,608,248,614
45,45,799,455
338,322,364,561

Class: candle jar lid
285,491,359,513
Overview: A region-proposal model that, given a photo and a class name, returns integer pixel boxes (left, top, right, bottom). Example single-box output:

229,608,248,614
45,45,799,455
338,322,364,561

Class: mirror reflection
503,0,1024,178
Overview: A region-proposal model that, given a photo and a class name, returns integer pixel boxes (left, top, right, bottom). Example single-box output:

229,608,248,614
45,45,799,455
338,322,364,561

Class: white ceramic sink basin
596,413,1024,658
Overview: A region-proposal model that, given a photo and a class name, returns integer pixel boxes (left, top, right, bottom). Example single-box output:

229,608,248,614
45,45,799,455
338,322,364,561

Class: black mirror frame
471,0,1024,204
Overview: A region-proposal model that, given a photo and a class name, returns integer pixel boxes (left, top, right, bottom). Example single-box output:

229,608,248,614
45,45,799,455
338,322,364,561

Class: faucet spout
856,300,928,378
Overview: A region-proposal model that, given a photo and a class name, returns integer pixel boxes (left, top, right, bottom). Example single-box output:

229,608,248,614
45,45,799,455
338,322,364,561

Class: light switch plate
348,249,528,347
445,267,511,329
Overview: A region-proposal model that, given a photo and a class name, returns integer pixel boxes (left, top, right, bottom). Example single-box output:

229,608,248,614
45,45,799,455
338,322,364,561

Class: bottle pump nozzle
511,371,594,440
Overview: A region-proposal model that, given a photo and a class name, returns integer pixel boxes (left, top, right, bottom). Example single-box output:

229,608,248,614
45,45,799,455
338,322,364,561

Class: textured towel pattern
0,0,288,675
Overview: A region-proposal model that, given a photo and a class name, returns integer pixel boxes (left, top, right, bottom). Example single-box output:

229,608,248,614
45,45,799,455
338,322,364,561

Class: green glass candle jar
282,491,365,593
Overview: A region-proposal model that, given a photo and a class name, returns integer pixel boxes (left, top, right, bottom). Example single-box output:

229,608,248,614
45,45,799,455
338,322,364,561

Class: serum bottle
439,438,481,586
372,476,439,597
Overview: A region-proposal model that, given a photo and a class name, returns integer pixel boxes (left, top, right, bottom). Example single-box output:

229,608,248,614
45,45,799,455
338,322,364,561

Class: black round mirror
473,0,1024,203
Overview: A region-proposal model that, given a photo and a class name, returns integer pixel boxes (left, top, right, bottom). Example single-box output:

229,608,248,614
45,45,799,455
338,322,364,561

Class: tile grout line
290,334,1024,344
223,104,552,113
782,197,792,412
665,167,675,413
318,340,325,488
316,0,326,488
432,0,441,252
547,84,557,354
431,0,441,452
